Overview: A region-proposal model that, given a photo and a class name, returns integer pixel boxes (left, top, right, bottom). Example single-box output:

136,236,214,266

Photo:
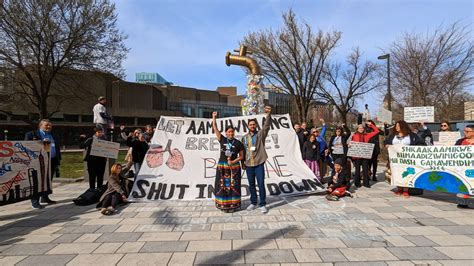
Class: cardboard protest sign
347,142,375,159
388,145,473,195
0,141,51,205
129,114,322,201
432,131,462,146
404,106,435,123
377,107,392,124
90,139,120,159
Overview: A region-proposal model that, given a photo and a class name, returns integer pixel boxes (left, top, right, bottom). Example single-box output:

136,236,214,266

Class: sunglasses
441,125,448,127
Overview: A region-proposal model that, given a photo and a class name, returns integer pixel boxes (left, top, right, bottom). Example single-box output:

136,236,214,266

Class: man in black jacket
25,119,61,209
80,127,107,190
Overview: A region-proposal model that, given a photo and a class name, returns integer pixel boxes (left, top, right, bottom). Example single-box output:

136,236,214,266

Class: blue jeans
246,163,266,207
134,162,142,174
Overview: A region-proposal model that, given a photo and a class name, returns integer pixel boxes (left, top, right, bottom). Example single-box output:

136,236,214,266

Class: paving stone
436,259,474,265
426,235,474,246
1,243,56,255
385,262,415,266
334,262,387,266
0,256,27,265
180,231,220,241
248,222,270,230
399,226,449,235
16,254,76,266
194,251,245,264
276,238,301,249
436,225,474,235
138,232,182,241
340,238,388,248
414,218,457,226
135,224,175,232
340,247,398,261
387,247,451,260
116,242,145,253
292,248,322,262
95,232,142,243
434,246,474,260
93,243,123,254
168,252,196,265
140,241,188,252
316,248,348,262
242,229,284,239
173,224,211,232
47,243,100,254
282,228,325,238
221,230,242,240
187,240,232,251
402,235,438,247
73,233,101,242
14,234,61,244
66,254,124,266
51,234,82,243
245,249,297,263
56,225,101,234
117,253,172,265
233,239,278,250
297,238,347,248
383,236,415,247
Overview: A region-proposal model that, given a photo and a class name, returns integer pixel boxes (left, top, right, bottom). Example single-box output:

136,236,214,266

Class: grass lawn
59,150,128,179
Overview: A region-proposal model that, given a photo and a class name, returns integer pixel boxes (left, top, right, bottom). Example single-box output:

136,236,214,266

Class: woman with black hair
328,124,351,166
384,120,424,197
212,111,245,212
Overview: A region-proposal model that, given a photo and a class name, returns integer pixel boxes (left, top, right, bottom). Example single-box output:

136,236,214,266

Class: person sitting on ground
326,158,352,201
97,162,132,215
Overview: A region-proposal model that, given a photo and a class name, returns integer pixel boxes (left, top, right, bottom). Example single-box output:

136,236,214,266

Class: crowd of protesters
21,96,472,211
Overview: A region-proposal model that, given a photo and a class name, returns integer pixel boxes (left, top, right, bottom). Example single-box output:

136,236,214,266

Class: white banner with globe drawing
129,114,323,201
388,145,474,195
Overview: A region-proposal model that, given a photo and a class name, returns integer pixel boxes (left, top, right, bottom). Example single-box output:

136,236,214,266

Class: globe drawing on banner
413,171,470,195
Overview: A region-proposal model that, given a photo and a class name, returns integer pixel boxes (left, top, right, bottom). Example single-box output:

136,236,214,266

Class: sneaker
260,206,268,214
100,208,108,215
457,204,469,209
40,196,57,204
246,204,257,211
32,202,43,209
107,206,115,213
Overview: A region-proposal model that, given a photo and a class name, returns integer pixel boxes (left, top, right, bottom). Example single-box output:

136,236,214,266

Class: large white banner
388,145,474,195
1,141,51,205
129,114,322,201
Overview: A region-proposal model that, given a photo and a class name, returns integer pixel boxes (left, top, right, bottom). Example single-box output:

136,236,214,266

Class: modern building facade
135,72,169,85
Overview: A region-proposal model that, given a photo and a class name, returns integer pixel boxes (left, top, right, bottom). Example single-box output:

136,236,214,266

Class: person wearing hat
326,158,351,201
93,96,113,139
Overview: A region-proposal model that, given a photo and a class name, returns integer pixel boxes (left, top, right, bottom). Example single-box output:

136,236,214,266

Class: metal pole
387,55,392,111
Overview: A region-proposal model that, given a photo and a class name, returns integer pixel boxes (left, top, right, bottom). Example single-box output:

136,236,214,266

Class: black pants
102,192,120,209
353,159,369,187
87,158,106,189
370,153,379,179
31,157,59,204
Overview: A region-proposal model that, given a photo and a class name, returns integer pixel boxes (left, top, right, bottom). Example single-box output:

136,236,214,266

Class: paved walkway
0,171,473,265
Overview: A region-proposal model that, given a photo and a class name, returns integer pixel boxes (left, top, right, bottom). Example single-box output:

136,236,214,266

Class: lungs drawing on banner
129,114,321,201
388,145,474,195
0,141,51,206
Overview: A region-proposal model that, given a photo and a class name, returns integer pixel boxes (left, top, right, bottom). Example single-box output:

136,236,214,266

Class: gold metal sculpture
225,45,264,115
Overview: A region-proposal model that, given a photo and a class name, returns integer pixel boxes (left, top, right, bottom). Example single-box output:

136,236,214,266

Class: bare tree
0,0,128,119
389,23,473,120
242,10,341,123
318,48,381,124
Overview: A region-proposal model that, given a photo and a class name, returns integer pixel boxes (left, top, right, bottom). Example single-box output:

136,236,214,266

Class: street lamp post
378,54,391,111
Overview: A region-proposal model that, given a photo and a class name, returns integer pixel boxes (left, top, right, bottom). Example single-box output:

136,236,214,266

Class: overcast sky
114,0,472,112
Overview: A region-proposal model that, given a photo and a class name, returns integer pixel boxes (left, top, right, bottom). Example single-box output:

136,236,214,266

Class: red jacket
351,123,380,143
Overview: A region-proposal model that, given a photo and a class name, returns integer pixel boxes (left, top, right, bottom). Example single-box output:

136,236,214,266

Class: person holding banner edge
454,124,474,209
242,106,272,214
212,111,245,212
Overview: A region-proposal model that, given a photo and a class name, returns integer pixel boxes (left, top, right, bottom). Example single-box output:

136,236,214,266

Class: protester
211,111,245,212
366,120,382,182
242,106,272,214
328,124,351,166
93,96,113,139
384,120,424,197
349,121,380,188
302,134,321,182
312,119,328,178
25,119,61,209
439,121,452,132
301,122,310,138
97,162,132,215
326,158,352,201
143,124,154,143
127,129,149,173
454,124,474,209
411,122,433,146
294,123,305,154
80,127,107,190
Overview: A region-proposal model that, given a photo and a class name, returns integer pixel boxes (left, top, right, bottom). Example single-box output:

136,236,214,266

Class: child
326,158,352,201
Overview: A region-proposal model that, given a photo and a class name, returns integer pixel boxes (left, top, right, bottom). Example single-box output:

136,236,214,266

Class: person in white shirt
93,96,112,139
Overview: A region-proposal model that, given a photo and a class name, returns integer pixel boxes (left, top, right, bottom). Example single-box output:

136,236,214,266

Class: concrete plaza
0,170,473,265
